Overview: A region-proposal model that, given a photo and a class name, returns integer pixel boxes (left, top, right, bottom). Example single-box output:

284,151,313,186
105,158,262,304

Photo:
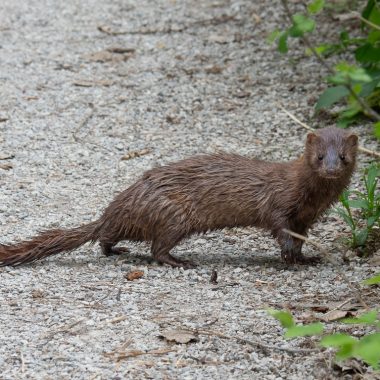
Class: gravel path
0,0,379,379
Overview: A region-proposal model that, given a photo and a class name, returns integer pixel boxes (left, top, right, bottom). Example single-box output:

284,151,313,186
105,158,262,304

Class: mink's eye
318,154,324,161
339,154,345,161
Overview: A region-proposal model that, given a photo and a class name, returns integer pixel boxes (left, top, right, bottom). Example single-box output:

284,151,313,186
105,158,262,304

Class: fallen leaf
0,163,12,170
106,46,135,54
233,90,251,98
159,329,197,344
31,289,45,299
205,65,223,74
322,310,349,322
73,79,113,87
333,358,366,375
125,270,144,281
210,270,218,284
166,114,181,124
106,315,127,324
87,51,116,62
0,117,8,122
310,305,329,313
0,153,14,160
207,34,231,44
121,149,150,161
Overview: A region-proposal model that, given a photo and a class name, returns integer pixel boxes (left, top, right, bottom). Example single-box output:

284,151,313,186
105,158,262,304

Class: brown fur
0,127,358,268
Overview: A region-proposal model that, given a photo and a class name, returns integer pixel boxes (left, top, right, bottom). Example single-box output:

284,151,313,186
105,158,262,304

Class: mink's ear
306,132,318,145
346,134,358,147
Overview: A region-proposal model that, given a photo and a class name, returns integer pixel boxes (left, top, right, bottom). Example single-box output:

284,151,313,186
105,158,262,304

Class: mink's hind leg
100,242,129,257
151,238,196,269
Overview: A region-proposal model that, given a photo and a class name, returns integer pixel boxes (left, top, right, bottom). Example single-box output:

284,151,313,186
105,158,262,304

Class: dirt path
0,0,378,378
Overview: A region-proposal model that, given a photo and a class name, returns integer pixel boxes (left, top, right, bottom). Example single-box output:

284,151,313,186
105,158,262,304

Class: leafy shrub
335,162,380,249
270,0,380,136
269,305,380,369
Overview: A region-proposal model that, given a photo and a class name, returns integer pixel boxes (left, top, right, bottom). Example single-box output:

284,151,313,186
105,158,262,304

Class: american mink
0,127,358,268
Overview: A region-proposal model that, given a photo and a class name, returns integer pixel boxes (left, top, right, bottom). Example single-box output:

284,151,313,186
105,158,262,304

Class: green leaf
267,29,281,44
278,32,288,53
347,68,372,83
347,199,368,209
315,85,349,110
367,164,378,190
284,323,324,338
342,310,379,324
337,116,357,128
267,309,294,328
374,121,380,139
355,229,369,246
289,14,315,37
354,333,380,369
367,3,380,25
330,64,372,85
320,333,357,347
335,209,355,229
355,44,380,63
367,215,378,228
362,0,375,20
368,30,380,44
339,191,350,208
364,274,380,285
307,0,325,14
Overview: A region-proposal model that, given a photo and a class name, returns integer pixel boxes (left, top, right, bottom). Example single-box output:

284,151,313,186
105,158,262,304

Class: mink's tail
0,221,99,266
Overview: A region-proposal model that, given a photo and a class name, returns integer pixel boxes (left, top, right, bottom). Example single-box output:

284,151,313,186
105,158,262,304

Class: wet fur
0,127,358,268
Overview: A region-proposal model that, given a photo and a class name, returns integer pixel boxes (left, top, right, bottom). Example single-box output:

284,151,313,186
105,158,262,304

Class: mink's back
96,153,296,241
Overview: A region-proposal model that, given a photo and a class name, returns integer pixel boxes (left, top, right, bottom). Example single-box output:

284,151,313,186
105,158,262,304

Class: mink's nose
325,168,337,175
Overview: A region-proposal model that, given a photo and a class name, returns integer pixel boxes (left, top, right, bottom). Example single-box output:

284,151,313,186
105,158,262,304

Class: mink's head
304,127,358,179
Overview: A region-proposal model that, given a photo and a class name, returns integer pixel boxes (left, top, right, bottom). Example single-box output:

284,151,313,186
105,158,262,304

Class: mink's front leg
275,226,319,264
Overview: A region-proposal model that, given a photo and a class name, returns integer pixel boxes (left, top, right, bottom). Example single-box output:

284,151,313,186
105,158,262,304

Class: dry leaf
333,358,366,375
322,310,349,322
310,305,329,313
210,270,218,285
233,90,251,98
31,289,45,299
106,46,135,54
0,153,14,160
0,117,8,122
166,114,181,124
159,329,197,344
204,65,223,74
207,34,231,44
87,50,133,63
125,270,144,281
0,163,13,170
106,315,127,324
121,149,150,161
73,79,113,87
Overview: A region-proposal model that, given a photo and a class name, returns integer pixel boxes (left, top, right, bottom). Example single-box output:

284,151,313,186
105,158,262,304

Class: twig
45,317,87,339
105,348,175,361
278,103,380,158
72,103,95,142
281,0,380,122
20,351,25,373
277,103,314,131
282,229,369,310
331,298,354,312
353,11,380,31
184,328,319,355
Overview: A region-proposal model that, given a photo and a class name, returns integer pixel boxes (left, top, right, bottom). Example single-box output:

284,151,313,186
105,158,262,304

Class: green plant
269,307,380,370
270,0,380,136
335,162,380,248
